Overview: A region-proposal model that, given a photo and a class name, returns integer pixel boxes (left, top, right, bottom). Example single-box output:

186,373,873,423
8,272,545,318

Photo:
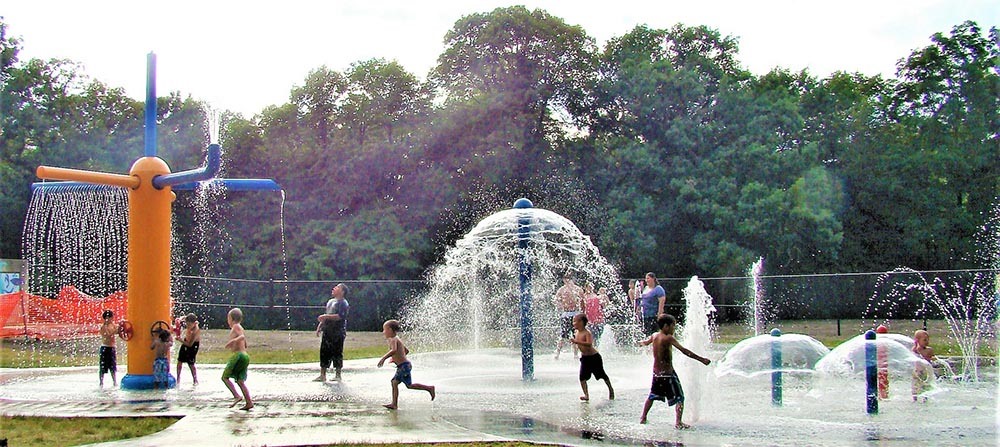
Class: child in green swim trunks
223,308,253,410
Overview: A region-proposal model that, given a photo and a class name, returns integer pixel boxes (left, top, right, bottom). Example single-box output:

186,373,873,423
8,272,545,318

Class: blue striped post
865,330,878,414
771,328,782,406
514,198,534,381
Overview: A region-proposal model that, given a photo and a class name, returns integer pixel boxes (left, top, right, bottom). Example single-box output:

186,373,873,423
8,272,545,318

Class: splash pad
8,179,998,446
1,336,995,446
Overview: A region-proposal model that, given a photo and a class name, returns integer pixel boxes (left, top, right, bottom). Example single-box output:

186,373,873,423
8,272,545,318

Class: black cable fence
168,269,998,332
170,277,428,332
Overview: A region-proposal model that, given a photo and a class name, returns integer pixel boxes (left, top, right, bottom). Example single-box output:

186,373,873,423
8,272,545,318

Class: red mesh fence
0,285,127,339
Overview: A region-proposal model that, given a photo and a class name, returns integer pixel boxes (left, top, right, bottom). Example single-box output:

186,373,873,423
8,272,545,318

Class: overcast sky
4,1,997,117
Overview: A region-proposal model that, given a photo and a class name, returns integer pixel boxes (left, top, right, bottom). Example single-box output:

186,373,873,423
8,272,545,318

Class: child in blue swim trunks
377,319,435,409
150,329,173,389
638,314,711,428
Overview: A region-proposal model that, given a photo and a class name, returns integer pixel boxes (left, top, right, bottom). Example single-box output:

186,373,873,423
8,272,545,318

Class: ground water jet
749,256,766,335
675,276,716,421
865,267,996,381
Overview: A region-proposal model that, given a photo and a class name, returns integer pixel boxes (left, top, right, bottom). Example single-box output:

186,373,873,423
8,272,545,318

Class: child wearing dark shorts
378,319,436,409
649,371,684,406
98,309,117,387
178,342,199,365
99,346,117,382
579,352,610,382
571,314,614,401
176,313,201,385
638,314,710,428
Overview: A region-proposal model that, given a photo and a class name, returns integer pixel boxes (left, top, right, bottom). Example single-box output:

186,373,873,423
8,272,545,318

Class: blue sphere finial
770,328,782,337
513,198,533,209
864,329,876,340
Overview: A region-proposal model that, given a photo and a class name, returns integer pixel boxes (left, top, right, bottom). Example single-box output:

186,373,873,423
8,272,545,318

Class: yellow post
124,157,174,378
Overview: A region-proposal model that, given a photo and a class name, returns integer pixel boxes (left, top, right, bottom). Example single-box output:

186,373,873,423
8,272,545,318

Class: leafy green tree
897,21,999,255
341,58,427,147
71,81,143,171
431,6,597,177
289,66,346,152
0,18,25,258
586,24,754,276
155,92,213,170
0,18,20,117
219,113,268,178
0,23,92,258
848,21,1000,270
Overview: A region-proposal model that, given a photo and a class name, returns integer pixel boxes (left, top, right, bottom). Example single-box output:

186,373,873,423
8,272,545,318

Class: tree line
1,8,997,317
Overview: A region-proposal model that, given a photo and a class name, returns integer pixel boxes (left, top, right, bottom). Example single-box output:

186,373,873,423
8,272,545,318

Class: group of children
547,274,711,426
98,307,253,411
98,305,940,427
568,311,712,428
98,304,708,426
377,310,709,426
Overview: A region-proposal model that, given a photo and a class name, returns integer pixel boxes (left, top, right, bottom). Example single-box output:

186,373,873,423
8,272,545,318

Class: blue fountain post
514,198,534,381
865,329,878,414
771,328,782,406
144,53,157,157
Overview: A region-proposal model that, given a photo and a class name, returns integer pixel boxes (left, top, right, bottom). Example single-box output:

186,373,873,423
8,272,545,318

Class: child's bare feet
429,386,436,401
580,395,589,401
639,418,647,424
312,376,326,382
675,422,691,429
383,404,397,410
240,403,254,411
229,398,243,408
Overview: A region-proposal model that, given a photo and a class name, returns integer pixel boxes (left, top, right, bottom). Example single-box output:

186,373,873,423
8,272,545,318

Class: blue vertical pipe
865,330,878,414
514,198,534,381
145,52,157,158
771,328,782,406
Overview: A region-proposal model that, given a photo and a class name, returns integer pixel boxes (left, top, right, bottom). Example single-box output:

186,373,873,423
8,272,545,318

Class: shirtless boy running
638,313,711,428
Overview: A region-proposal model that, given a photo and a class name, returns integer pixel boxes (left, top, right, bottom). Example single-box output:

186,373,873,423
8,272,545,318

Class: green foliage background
2,9,997,328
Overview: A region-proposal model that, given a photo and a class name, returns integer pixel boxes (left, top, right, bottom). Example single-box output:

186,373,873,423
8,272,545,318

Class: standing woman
638,273,666,336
